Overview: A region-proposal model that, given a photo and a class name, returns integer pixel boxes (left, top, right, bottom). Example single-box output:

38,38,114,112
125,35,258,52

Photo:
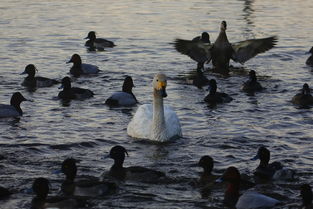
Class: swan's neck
152,89,167,141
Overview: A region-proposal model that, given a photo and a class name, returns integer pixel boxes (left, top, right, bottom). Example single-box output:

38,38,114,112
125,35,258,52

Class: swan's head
220,20,227,31
153,73,167,98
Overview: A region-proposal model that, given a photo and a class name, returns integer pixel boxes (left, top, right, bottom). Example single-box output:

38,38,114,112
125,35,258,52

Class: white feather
236,191,280,209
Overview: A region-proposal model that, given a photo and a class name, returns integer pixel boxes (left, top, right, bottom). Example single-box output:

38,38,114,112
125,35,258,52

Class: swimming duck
301,184,313,209
292,83,313,106
252,146,294,181
31,177,85,209
85,31,115,50
198,155,215,186
105,76,138,106
218,166,280,209
21,64,59,88
306,47,313,66
186,68,210,89
61,158,116,197
204,79,233,104
58,77,94,100
0,92,30,118
127,73,182,142
105,145,166,183
242,70,263,92
67,54,100,77
174,21,277,74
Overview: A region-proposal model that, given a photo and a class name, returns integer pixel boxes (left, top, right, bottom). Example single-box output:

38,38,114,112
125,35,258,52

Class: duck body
31,177,85,209
306,47,313,66
61,158,116,197
67,54,100,77
0,92,28,118
242,70,263,92
204,79,233,104
174,21,277,74
106,145,166,183
127,74,182,142
220,166,280,209
292,83,313,106
85,31,115,50
105,76,137,106
58,77,94,100
21,64,58,88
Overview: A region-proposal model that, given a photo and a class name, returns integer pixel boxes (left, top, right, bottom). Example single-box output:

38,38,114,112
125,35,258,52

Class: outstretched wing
173,39,212,63
231,36,278,64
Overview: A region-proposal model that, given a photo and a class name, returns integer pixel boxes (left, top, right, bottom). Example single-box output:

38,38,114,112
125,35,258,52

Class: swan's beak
161,87,167,98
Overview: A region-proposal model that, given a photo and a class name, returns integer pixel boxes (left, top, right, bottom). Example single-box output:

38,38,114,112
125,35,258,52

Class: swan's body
236,190,280,209
127,74,182,142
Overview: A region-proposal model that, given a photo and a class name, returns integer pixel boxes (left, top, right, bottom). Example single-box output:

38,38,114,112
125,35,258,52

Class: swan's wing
173,39,212,63
81,63,100,74
106,92,137,106
231,36,278,64
0,104,20,118
127,104,153,139
164,105,182,139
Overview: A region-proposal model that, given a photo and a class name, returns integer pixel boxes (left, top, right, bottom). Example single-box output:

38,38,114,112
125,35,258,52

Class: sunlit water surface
0,0,313,208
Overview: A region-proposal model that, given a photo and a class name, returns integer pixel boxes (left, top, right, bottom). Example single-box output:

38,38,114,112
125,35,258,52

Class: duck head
301,184,312,207
62,158,77,181
109,145,129,167
59,77,72,90
67,54,82,66
201,32,210,43
208,79,217,95
221,21,227,31
198,155,214,175
252,146,270,167
10,92,28,106
85,31,96,41
302,83,311,95
21,64,37,77
153,73,167,98
249,70,257,82
32,178,50,199
122,76,135,93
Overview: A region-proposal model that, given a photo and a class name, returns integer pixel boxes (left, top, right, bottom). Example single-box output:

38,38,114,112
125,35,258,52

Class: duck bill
66,59,73,64
20,71,27,75
215,176,224,183
251,154,259,160
161,87,167,98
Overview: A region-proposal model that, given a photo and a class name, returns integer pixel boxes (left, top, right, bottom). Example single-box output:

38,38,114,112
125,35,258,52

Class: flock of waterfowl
1,20,313,209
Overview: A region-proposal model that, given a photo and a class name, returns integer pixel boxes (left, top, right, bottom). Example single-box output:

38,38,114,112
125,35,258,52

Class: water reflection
239,0,255,37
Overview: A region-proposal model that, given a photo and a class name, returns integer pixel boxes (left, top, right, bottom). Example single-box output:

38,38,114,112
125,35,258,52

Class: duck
242,70,263,92
292,83,313,106
186,68,210,89
61,158,116,197
174,21,277,74
21,64,59,88
306,47,313,66
67,54,100,77
105,76,138,106
301,184,313,209
127,73,182,142
198,155,215,186
84,31,115,50
0,92,30,118
252,146,294,181
31,177,86,209
218,166,280,209
105,145,166,183
174,32,211,71
58,77,94,100
204,79,233,104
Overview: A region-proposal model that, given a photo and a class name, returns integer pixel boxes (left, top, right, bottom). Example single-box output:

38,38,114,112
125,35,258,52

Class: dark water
0,0,313,208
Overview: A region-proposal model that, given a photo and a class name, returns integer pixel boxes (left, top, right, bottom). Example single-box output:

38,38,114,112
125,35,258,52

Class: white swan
127,73,182,142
